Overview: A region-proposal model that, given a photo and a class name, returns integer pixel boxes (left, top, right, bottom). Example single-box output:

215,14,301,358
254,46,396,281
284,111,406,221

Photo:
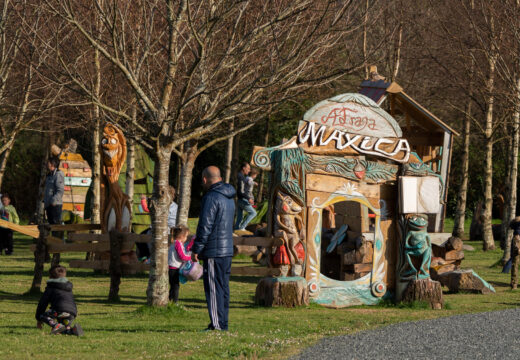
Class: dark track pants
168,268,180,302
203,257,232,330
0,227,13,254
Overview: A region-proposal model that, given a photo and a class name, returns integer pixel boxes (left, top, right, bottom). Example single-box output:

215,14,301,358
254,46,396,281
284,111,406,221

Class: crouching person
35,265,83,336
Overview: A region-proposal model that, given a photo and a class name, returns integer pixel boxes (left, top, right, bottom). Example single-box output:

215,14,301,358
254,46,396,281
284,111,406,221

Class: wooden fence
24,224,283,278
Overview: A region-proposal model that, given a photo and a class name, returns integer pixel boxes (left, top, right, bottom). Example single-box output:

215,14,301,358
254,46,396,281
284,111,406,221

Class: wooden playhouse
252,92,452,308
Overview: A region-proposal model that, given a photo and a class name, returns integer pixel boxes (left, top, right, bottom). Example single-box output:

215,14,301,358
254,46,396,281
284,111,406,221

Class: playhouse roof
302,92,403,138
359,80,460,137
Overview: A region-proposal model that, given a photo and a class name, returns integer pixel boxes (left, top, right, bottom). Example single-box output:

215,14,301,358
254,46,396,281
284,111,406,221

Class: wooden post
108,230,122,301
30,224,50,293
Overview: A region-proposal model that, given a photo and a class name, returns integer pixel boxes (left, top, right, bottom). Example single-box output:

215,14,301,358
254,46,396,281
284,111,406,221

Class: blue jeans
234,199,257,230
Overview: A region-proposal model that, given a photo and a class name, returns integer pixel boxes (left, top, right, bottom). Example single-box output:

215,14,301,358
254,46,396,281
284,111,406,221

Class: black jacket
236,172,248,200
35,278,77,320
193,182,236,259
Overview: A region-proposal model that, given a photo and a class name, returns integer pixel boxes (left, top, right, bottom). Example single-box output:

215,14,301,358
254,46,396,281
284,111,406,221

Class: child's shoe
71,324,84,337
51,323,66,335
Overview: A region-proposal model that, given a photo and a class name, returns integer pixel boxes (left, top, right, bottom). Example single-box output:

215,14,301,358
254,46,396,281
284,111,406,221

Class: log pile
430,236,464,279
338,231,373,281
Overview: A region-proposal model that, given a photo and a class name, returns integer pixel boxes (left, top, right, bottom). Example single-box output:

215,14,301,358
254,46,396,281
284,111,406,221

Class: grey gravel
293,308,520,360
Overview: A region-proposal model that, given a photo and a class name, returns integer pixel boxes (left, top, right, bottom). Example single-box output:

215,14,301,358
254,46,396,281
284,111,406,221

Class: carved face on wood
101,123,127,181
276,191,302,215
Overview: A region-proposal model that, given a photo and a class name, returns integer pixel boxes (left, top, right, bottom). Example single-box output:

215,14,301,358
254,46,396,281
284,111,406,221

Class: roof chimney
369,65,386,82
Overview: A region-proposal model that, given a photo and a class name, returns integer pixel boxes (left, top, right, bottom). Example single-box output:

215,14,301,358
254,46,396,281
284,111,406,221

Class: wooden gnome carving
273,191,306,277
100,123,131,233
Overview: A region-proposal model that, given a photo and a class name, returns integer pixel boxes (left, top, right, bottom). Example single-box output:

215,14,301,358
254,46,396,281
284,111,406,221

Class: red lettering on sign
320,107,378,132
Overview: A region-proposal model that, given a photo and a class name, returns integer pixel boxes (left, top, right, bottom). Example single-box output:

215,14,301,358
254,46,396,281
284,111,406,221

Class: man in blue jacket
192,166,235,331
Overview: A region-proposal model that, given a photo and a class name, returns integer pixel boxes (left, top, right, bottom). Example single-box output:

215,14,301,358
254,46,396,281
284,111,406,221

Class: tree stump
255,277,308,307
402,278,443,309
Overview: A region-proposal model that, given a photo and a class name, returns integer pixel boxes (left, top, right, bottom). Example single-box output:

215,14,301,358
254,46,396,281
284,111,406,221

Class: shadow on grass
74,296,144,306
488,280,510,288
0,289,41,299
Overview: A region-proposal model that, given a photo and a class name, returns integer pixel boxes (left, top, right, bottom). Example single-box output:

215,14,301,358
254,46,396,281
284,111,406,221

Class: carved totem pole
100,123,132,233
273,191,306,277
396,214,442,308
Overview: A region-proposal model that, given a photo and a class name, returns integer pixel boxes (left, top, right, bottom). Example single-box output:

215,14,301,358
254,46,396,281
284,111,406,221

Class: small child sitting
0,193,19,255
168,226,194,303
35,265,83,336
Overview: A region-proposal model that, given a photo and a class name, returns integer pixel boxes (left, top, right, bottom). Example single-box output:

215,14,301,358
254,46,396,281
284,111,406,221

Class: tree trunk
256,116,270,204
503,78,520,262
91,46,101,226
176,141,198,226
483,51,496,251
175,143,183,190
391,23,403,82
146,147,172,306
453,85,473,239
0,139,14,190
224,122,234,184
126,138,135,214
501,133,513,250
362,0,369,79
231,131,240,188
33,134,50,224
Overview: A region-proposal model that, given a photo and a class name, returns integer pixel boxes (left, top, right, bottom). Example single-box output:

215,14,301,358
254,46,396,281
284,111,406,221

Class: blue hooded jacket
193,182,236,259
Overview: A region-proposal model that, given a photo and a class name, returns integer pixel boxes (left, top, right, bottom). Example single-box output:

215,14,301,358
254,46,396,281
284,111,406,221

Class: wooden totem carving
273,191,306,277
100,123,131,233
396,214,432,300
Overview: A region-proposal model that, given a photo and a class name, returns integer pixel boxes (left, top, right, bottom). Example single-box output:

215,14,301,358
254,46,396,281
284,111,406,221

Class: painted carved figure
100,123,131,233
273,191,305,276
403,214,431,279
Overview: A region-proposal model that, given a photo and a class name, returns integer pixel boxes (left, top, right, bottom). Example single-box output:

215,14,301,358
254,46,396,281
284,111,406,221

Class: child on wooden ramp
168,226,201,303
0,193,19,255
35,265,83,336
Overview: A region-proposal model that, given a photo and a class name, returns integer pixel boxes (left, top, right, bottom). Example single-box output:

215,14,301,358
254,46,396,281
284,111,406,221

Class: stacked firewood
430,236,464,278
338,231,373,281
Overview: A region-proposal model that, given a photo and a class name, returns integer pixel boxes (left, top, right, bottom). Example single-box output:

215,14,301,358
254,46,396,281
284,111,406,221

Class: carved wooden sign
297,120,411,163
302,93,403,138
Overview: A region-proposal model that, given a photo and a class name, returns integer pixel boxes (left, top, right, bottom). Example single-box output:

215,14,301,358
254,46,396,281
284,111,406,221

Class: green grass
1,219,518,359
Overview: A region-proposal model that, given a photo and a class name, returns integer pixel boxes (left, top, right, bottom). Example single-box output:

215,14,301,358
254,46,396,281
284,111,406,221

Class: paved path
294,308,520,359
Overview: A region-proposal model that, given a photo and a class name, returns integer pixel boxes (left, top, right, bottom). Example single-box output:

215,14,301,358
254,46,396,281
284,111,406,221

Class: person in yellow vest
0,193,19,255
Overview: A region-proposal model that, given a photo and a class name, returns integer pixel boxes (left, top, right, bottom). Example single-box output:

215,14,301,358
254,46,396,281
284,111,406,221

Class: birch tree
43,0,379,306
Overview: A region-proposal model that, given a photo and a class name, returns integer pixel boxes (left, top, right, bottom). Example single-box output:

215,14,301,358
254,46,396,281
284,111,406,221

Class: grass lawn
1,219,518,359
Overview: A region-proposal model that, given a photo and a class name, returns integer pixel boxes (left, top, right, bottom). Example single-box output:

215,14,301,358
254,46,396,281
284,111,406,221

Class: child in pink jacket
168,226,194,303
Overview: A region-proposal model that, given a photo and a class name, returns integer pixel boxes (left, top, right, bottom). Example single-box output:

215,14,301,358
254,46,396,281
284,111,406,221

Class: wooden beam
69,259,110,270
68,260,151,273
46,240,135,253
231,266,281,277
50,223,102,232
0,219,39,238
46,236,64,244
233,236,283,247
122,233,152,243
68,233,109,242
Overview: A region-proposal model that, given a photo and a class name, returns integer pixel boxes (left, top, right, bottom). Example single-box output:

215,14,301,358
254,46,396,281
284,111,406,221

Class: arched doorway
305,182,387,308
